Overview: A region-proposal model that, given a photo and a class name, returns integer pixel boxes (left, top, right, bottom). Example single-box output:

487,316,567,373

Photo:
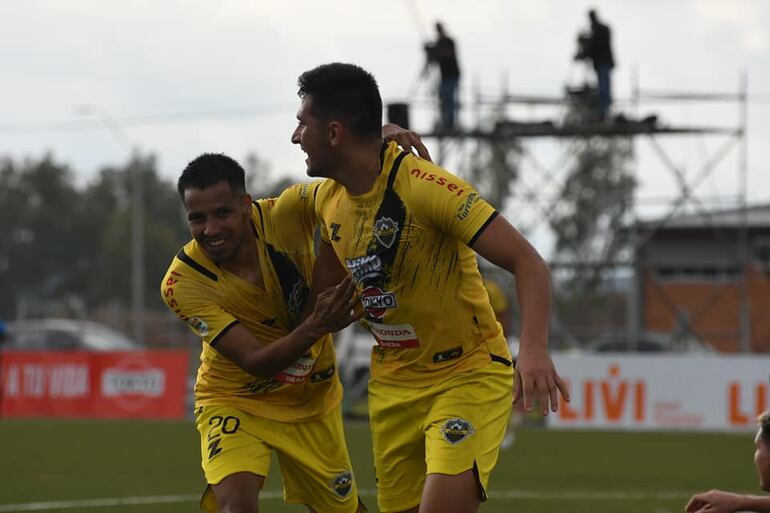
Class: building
633,204,770,352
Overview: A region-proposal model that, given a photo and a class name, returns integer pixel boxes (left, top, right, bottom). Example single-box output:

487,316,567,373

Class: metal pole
75,106,145,346
737,71,750,353
130,153,145,346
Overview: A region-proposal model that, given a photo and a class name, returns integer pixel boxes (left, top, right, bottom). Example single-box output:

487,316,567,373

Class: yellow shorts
368,359,513,512
195,403,360,513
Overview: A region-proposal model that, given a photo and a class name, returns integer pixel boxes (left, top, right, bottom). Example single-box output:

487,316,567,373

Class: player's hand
685,490,743,513
512,345,570,415
382,123,432,162
305,275,363,336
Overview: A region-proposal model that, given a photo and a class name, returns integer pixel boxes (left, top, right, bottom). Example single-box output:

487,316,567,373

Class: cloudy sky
3,0,768,229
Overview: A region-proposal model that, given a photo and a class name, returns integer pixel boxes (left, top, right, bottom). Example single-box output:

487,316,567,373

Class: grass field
0,419,759,513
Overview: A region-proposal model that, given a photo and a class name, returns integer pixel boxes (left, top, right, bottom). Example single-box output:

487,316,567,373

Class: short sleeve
261,181,322,249
407,163,498,245
160,270,238,346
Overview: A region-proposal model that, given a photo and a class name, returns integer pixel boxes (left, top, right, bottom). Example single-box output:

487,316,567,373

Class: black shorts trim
490,354,512,366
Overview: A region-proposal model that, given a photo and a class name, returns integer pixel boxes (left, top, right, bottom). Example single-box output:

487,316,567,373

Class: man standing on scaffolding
423,21,461,131
586,9,615,121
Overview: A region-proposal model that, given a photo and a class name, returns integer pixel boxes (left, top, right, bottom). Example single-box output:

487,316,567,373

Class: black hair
296,63,382,138
177,153,246,199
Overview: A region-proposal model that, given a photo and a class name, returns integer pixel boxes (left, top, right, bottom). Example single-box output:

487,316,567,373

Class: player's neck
335,138,383,196
220,231,262,285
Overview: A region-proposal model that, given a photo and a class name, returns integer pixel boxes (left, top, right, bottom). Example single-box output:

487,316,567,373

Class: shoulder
163,241,221,288
396,156,472,200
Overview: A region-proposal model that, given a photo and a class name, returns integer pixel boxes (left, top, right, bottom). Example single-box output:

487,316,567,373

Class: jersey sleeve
160,269,239,346
407,163,498,245
262,181,322,249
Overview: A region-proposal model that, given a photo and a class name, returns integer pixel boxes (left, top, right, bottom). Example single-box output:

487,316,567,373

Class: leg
195,405,272,513
276,405,361,513
368,379,427,513
211,472,265,513
420,470,481,513
595,65,611,120
422,362,514,513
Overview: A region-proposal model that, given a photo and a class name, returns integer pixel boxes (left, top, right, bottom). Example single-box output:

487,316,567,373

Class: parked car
2,319,141,351
586,331,714,354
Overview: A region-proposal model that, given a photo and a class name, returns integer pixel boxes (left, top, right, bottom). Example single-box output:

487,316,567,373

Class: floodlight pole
737,71,750,353
75,106,145,346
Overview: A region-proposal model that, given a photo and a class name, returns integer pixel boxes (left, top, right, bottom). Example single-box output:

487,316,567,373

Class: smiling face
183,180,252,264
291,94,334,178
756,427,770,491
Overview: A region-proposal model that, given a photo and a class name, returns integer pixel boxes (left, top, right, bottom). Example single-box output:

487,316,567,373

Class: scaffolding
398,71,750,351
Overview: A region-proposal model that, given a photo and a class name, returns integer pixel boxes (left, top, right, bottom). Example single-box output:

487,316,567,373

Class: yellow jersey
314,141,512,387
161,182,341,422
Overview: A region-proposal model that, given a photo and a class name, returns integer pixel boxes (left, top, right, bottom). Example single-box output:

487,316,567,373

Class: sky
2,0,769,239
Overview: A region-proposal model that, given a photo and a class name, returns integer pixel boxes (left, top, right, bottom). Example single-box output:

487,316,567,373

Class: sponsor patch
361,286,398,319
187,317,209,336
345,254,383,283
441,418,475,444
275,354,317,384
456,192,478,221
366,322,420,349
373,216,399,248
330,471,353,498
432,346,463,363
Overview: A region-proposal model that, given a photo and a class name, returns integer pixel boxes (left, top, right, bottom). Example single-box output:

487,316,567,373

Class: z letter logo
330,223,342,242
373,217,399,248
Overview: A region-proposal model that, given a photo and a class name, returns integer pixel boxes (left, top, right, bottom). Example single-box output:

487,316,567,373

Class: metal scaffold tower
393,72,750,351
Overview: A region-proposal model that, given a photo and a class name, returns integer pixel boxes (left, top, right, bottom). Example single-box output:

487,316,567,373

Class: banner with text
548,354,770,431
0,350,188,419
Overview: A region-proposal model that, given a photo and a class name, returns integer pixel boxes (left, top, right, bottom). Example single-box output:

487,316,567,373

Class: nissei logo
102,369,165,397
361,286,397,319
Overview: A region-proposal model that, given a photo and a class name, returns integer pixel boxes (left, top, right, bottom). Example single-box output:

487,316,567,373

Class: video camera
573,32,592,61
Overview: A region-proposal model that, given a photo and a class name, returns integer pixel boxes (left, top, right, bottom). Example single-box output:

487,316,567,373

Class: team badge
373,217,399,248
330,470,353,498
186,317,209,336
441,418,474,444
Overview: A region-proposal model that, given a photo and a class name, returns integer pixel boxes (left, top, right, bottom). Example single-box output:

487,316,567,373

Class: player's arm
299,239,352,323
686,490,770,513
470,214,570,414
216,275,361,378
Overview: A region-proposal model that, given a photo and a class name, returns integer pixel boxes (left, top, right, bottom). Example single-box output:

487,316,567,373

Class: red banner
0,350,188,419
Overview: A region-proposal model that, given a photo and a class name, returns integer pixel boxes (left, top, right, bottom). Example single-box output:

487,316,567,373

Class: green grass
0,419,759,513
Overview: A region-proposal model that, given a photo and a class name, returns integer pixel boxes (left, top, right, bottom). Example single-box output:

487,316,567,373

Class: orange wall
643,266,770,352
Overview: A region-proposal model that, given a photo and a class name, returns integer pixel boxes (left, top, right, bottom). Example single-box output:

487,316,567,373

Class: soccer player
161,153,364,513
291,63,570,513
685,411,770,513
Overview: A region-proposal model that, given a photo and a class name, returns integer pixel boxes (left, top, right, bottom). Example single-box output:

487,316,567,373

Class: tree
549,91,636,294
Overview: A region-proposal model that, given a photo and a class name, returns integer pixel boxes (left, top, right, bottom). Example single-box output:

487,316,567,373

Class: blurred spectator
484,277,524,449
423,21,461,131
0,320,7,345
574,9,615,121
685,411,770,513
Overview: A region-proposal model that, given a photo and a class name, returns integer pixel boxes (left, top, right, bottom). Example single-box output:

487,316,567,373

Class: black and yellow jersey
161,182,341,422
314,141,512,387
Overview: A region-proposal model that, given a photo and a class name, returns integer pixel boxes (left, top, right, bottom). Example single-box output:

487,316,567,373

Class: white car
2,319,140,351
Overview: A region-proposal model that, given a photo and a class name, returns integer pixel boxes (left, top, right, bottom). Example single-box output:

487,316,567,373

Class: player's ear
328,121,343,147
240,193,252,210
